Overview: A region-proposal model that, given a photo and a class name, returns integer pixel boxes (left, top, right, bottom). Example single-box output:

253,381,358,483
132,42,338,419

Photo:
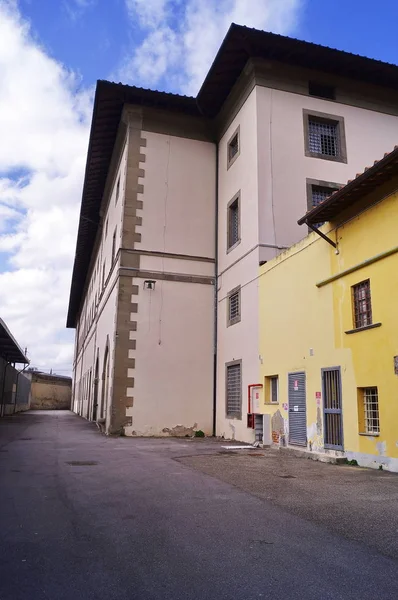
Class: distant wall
0,358,31,416
29,373,72,410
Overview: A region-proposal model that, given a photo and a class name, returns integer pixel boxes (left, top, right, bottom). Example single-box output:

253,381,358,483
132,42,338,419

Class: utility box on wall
262,414,271,446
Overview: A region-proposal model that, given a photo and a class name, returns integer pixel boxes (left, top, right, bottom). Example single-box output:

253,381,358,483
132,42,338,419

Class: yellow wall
258,186,398,471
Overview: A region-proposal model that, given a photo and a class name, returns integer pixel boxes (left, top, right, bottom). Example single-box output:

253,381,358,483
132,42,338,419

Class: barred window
226,362,242,418
308,118,339,157
112,228,117,264
352,280,372,328
227,195,240,250
227,126,240,168
362,387,380,434
227,287,241,326
228,134,239,161
311,185,335,208
115,176,120,204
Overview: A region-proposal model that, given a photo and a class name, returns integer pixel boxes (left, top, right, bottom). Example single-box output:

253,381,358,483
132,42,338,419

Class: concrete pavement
1,411,398,600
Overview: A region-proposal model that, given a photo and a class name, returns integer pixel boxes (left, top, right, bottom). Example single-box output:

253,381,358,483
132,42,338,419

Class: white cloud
125,0,169,28
0,1,92,373
64,0,96,21
120,0,303,94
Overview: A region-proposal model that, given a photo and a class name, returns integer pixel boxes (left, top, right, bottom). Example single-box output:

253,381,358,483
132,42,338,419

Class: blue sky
18,0,398,91
0,0,397,374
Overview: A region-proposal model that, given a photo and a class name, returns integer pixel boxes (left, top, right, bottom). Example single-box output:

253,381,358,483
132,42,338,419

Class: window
311,185,336,208
227,126,240,168
112,228,117,264
227,192,240,251
352,280,372,329
116,176,120,204
264,375,278,404
309,81,335,100
309,119,338,157
359,387,380,434
305,179,341,228
102,261,106,289
270,376,278,403
227,286,241,327
226,361,242,418
303,110,347,163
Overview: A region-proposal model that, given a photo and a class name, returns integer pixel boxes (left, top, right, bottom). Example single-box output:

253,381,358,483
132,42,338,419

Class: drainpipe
212,142,219,437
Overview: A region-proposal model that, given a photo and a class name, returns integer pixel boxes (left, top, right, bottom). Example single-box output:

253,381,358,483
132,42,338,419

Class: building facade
257,149,398,471
67,24,398,438
0,318,30,416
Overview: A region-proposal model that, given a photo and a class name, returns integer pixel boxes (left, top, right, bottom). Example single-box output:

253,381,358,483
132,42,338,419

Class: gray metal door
288,372,307,446
322,368,343,450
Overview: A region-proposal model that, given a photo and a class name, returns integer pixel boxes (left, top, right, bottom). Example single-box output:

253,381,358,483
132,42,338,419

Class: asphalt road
1,411,398,600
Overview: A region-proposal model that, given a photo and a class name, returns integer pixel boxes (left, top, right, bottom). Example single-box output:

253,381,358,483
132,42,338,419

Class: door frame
321,366,344,450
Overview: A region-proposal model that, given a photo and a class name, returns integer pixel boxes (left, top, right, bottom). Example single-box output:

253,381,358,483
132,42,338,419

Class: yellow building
258,147,398,471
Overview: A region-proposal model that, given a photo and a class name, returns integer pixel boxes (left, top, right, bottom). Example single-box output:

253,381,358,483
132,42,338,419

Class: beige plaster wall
135,131,216,259
125,278,214,436
123,130,216,436
72,133,128,422
30,375,72,410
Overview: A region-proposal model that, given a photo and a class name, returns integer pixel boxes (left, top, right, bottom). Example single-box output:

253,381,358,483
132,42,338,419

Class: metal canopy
0,319,29,364
298,147,398,226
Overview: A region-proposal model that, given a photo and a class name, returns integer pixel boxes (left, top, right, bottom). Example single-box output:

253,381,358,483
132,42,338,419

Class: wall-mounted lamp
143,280,156,290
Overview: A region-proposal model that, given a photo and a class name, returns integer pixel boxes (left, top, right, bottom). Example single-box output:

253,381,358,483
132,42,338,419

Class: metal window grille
228,134,239,163
112,229,117,264
228,199,239,248
229,290,240,322
226,363,241,417
311,185,335,207
353,280,372,328
116,177,120,203
363,387,380,434
308,119,339,157
270,376,278,403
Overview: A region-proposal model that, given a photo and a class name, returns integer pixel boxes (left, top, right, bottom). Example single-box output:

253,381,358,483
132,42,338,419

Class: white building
67,24,398,439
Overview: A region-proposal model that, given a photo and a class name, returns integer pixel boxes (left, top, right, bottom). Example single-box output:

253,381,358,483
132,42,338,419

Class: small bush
346,459,358,466
194,430,205,438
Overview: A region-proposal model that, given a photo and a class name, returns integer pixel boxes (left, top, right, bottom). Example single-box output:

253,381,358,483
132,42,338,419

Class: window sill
264,402,279,406
345,323,382,335
305,150,347,164
227,152,240,170
227,317,241,328
227,239,241,254
359,432,380,437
